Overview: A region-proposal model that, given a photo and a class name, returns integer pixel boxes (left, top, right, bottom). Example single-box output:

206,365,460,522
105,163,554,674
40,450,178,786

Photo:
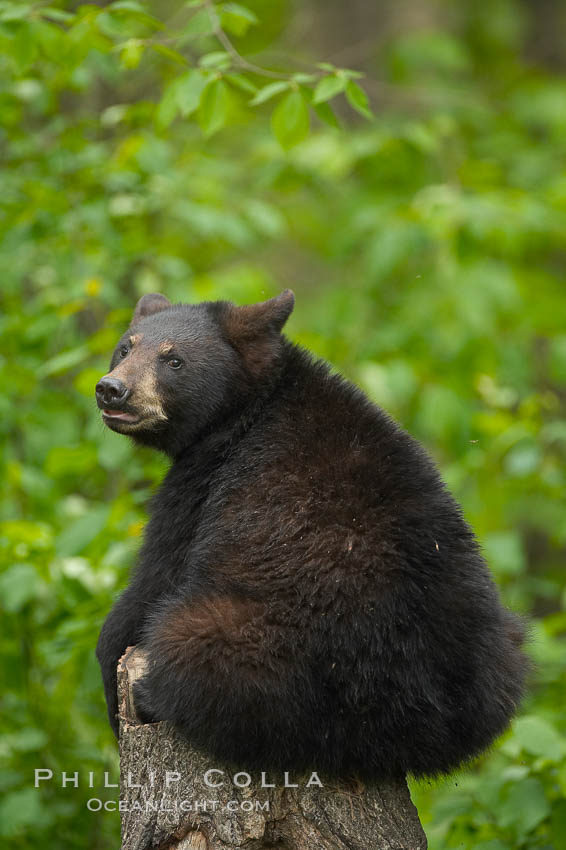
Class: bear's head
95,291,294,455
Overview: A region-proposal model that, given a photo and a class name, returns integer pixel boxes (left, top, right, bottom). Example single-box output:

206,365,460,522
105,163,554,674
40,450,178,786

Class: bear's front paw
132,679,160,726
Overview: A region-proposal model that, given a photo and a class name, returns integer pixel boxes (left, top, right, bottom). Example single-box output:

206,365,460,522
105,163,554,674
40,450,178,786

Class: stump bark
118,646,427,850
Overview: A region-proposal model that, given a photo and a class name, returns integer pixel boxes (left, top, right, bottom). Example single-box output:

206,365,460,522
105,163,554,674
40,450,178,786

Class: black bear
95,290,527,779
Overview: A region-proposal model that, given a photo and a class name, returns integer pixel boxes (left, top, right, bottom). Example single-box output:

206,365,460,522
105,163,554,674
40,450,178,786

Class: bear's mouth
102,409,141,427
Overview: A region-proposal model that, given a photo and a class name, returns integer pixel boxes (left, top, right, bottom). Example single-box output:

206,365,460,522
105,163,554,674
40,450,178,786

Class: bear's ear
226,290,295,338
131,293,171,324
221,290,295,376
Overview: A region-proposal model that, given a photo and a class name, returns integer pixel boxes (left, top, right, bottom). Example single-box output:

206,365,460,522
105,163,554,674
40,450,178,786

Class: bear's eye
167,358,183,370
119,345,129,358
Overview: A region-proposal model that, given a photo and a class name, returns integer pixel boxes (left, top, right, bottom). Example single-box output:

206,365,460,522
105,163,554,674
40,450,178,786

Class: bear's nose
95,377,131,408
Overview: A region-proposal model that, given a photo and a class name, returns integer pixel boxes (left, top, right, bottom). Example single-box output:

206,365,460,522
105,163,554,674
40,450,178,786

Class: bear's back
186,343,476,606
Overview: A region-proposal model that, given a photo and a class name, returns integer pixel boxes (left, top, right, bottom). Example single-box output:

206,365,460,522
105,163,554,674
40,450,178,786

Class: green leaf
151,43,187,65
119,38,144,69
45,445,98,478
345,79,372,119
220,3,258,37
0,520,52,548
12,24,38,71
55,506,111,557
340,67,364,79
108,0,163,29
179,7,211,38
0,4,32,21
244,199,287,238
39,7,74,23
313,74,346,104
0,564,41,613
513,715,565,760
155,79,180,128
250,80,289,106
155,71,208,128
199,50,231,70
108,0,147,11
292,72,317,84
226,72,257,94
0,789,52,838
483,531,526,576
37,346,90,378
197,78,231,136
3,728,49,752
313,100,340,128
176,69,208,116
498,778,550,836
271,89,310,150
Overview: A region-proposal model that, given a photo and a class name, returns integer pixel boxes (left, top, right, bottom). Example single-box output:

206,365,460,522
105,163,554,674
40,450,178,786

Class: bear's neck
172,337,295,467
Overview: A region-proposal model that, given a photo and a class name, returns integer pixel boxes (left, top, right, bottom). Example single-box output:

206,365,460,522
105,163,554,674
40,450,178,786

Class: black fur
95,291,528,779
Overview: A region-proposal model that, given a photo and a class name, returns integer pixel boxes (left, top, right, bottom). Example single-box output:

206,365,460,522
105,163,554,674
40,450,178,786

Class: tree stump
118,646,427,850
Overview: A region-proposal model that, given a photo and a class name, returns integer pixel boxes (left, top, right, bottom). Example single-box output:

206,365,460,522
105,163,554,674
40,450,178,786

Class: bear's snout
95,376,131,409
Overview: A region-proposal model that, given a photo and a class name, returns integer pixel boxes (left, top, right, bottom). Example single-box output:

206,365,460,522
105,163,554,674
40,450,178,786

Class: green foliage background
1,1,565,847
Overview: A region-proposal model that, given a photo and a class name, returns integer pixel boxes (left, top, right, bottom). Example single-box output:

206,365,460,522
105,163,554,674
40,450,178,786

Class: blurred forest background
1,0,566,847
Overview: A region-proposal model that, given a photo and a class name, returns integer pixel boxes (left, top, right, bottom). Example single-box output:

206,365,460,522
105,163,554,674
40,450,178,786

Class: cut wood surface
118,646,427,850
